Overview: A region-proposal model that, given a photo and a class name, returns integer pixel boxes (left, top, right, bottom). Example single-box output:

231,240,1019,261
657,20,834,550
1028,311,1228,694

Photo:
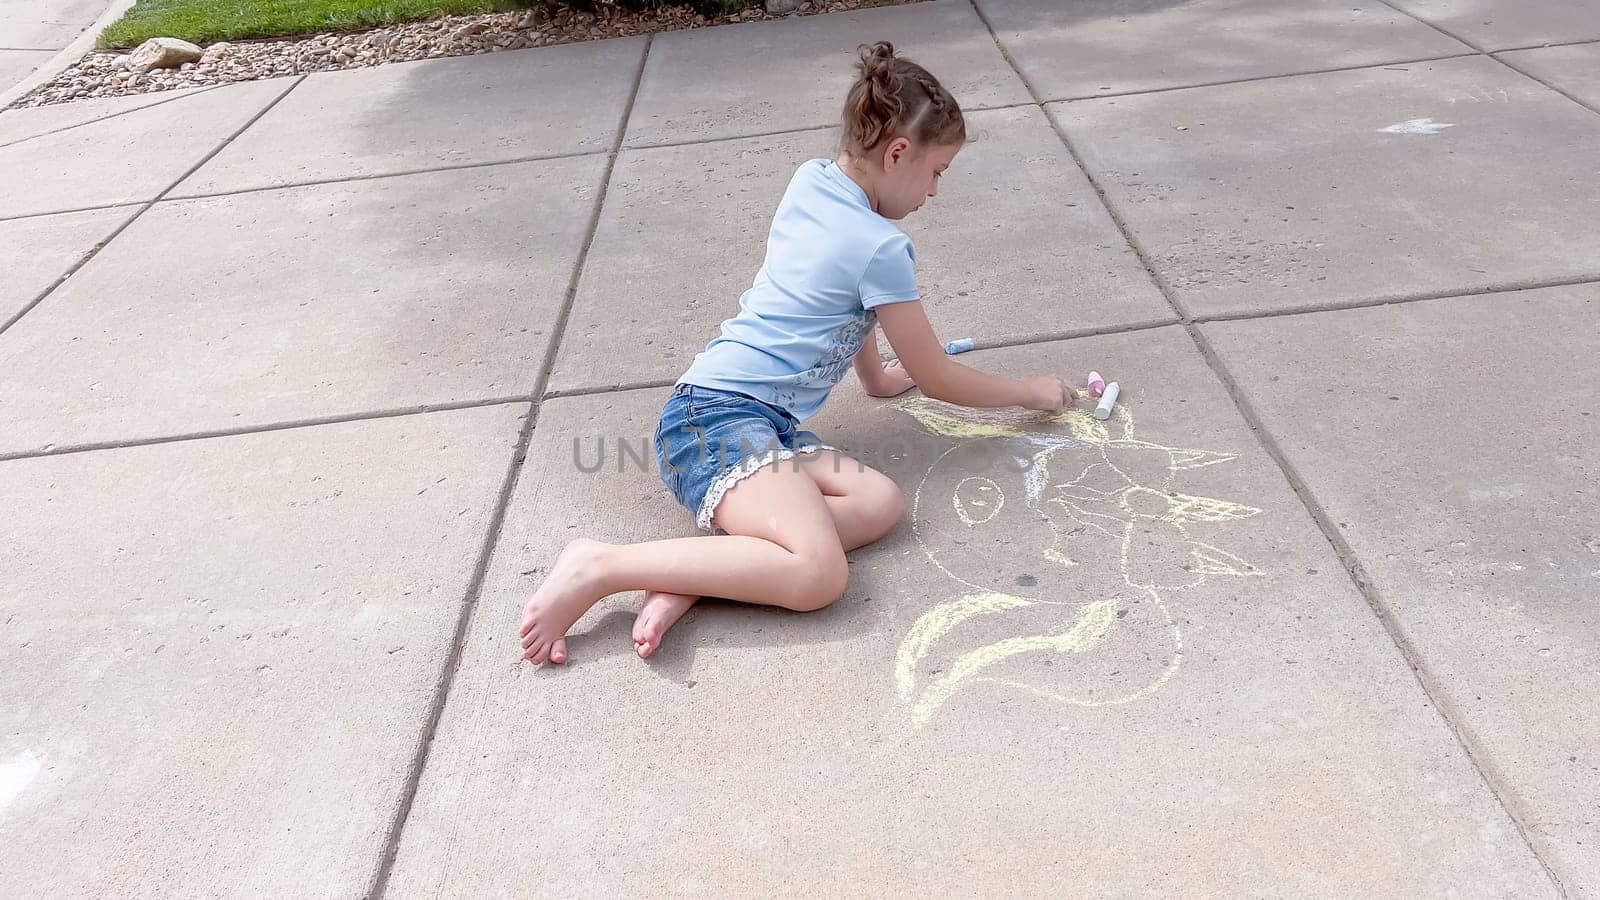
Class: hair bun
857,41,896,77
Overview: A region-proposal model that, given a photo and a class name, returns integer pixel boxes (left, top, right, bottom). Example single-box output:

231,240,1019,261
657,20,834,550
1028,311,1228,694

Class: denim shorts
654,383,834,531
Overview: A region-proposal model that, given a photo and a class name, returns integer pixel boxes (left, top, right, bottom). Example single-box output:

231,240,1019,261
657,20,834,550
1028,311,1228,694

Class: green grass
99,0,536,49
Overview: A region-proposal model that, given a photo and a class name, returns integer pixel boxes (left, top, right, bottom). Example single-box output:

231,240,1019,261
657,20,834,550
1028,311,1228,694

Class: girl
520,41,1076,665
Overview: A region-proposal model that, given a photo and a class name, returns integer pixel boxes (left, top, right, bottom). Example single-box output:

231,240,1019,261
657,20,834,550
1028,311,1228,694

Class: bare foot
633,591,697,659
520,539,608,664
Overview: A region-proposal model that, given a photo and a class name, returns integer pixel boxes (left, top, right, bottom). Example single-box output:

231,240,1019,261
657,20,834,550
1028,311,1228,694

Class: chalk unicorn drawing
890,397,1264,729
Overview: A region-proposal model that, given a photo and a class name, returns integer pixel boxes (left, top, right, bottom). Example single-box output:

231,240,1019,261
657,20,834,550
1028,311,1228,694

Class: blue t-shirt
678,158,921,420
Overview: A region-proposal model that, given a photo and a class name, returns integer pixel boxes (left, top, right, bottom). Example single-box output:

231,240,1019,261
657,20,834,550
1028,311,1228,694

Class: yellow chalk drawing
952,477,1004,526
891,397,1265,728
895,592,1032,694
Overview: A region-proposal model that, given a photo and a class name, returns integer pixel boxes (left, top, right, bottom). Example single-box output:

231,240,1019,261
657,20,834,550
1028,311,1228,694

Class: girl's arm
875,300,1076,411
853,324,916,398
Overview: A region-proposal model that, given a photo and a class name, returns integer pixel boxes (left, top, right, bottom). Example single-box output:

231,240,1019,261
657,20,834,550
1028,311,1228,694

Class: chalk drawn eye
953,477,1004,526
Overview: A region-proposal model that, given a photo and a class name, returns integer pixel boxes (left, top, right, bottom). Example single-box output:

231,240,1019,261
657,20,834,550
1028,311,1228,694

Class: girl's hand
1019,375,1078,412
865,360,917,398
872,302,1079,411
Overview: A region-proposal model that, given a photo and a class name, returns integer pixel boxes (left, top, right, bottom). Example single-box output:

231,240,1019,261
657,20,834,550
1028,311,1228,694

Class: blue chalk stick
945,338,975,355
1094,381,1120,421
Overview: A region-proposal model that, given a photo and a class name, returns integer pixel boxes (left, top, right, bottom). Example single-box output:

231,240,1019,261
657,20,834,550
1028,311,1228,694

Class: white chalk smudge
1469,484,1528,502
0,751,43,814
1020,435,1076,503
1380,117,1455,135
1479,819,1506,844
1447,88,1510,104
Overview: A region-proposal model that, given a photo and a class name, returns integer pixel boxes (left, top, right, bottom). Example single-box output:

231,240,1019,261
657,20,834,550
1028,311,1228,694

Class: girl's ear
882,136,912,171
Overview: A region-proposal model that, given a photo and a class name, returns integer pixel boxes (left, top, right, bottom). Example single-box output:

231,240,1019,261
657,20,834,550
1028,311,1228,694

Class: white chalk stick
1094,381,1120,420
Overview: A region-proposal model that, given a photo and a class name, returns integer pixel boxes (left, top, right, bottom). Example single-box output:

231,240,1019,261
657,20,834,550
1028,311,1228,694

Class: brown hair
842,41,966,159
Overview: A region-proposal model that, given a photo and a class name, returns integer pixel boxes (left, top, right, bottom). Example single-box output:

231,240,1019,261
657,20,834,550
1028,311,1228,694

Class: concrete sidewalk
3,0,1599,895
0,0,120,101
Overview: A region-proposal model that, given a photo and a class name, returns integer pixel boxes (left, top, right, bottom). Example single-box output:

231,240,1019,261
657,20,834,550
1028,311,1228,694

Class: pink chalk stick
1087,371,1106,398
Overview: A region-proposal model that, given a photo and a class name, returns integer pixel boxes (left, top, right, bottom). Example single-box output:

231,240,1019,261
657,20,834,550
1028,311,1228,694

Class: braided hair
842,41,966,158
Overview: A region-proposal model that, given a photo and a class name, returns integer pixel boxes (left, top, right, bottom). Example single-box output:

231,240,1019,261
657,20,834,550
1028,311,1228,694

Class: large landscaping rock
127,37,203,74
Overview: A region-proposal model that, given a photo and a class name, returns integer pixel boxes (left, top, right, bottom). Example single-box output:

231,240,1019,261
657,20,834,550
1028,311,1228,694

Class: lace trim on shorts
694,443,836,531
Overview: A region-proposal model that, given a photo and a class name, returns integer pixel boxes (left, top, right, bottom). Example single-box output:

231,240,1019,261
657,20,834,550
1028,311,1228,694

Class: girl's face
875,139,963,220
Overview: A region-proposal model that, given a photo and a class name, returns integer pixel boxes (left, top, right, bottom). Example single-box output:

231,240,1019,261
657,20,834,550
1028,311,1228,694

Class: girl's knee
864,473,906,534
880,478,907,523
787,546,849,611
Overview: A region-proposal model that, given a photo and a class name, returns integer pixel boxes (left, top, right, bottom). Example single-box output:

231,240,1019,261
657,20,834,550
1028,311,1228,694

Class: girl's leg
521,454,854,664
804,450,908,549
631,451,903,658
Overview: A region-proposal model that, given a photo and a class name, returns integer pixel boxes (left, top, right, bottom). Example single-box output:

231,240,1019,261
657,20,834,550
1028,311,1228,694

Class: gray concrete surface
1204,285,1600,887
0,50,52,87
1502,41,1600,108
2,22,82,46
0,204,132,324
0,85,215,145
1387,0,1600,51
0,156,603,455
1054,55,1600,318
0,404,526,895
174,39,646,197
0,78,290,219
0,0,108,92
974,0,1472,99
0,0,107,33
0,0,136,109
3,0,1598,894
0,0,132,114
626,0,1030,147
